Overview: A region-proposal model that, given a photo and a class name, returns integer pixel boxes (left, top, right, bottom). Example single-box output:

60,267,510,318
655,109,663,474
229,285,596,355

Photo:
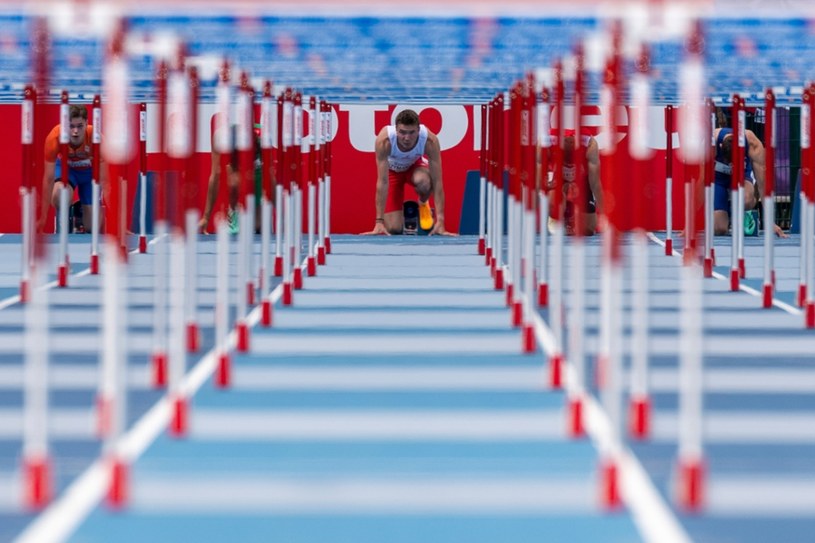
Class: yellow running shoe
418,200,434,231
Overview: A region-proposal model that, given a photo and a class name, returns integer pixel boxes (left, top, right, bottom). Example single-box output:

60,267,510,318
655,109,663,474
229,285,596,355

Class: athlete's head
394,109,420,152
68,104,87,148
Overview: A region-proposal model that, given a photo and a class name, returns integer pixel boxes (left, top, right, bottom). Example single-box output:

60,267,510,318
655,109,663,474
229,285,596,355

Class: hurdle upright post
730,94,743,290
138,102,148,253
478,103,487,255
798,86,811,308
90,94,101,274
57,90,71,287
629,42,653,439
307,95,318,277
567,44,590,442
763,89,776,308
184,65,201,353
260,80,274,326
20,85,35,303
805,83,815,327
676,19,707,511
665,104,674,254
549,60,566,391
537,83,551,308
703,98,715,277
234,71,253,351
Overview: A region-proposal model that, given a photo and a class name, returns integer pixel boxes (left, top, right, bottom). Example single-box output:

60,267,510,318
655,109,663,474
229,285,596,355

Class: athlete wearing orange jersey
39,104,106,232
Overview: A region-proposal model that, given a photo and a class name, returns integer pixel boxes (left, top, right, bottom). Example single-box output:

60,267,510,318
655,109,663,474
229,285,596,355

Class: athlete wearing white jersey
363,109,454,236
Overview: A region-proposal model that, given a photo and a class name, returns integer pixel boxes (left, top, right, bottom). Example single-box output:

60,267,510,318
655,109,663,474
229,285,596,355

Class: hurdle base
478,237,485,255
247,282,256,306
169,395,188,437
512,300,523,328
90,253,99,275
261,299,273,327
703,257,713,278
236,321,250,353
762,283,773,309
567,395,585,438
738,258,746,279
494,267,504,290
324,236,331,254
215,352,231,388
522,324,536,354
505,283,513,307
549,352,564,389
138,235,147,253
538,283,548,307
307,256,317,276
317,246,326,265
629,396,651,439
282,282,293,306
293,268,303,290
107,458,128,509
806,302,815,329
665,238,673,255
23,455,51,509
798,284,807,308
489,256,496,278
186,322,200,353
485,247,492,267
151,352,167,388
729,268,739,291
58,264,68,287
677,457,705,511
600,458,622,510
274,256,283,277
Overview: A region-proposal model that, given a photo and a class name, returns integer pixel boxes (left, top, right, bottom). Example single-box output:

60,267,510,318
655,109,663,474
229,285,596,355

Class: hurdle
536,82,551,309
234,71,254,351
56,90,71,287
548,60,566,391
89,94,101,274
260,80,275,326
20,85,35,304
803,83,815,327
763,89,776,307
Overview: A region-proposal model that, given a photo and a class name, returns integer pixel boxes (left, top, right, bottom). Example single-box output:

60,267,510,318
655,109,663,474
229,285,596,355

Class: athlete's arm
426,132,454,236
362,128,391,235
746,129,766,202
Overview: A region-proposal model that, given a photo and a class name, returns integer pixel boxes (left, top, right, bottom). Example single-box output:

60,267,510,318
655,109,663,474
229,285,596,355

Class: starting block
403,200,434,235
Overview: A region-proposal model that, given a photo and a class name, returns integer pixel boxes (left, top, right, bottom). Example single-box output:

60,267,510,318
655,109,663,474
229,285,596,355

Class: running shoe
418,200,434,231
227,208,239,234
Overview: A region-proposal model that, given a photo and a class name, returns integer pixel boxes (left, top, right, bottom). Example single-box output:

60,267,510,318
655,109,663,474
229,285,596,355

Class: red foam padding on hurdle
170,396,188,437
186,323,200,353
703,258,713,278
478,238,485,255
665,238,673,255
549,353,563,389
738,258,746,279
317,246,326,265
307,257,316,276
58,265,68,287
90,254,99,275
485,247,492,267
23,456,51,509
107,458,128,508
677,458,705,511
261,299,273,327
489,256,496,277
806,302,815,329
236,321,250,353
293,268,303,290
19,280,29,304
96,395,112,438
324,237,331,254
274,256,283,277
494,268,504,290
567,396,584,438
538,283,548,307
522,324,535,354
762,284,773,309
600,459,622,510
798,284,807,307
729,269,739,291
629,396,651,439
512,301,523,327
282,282,293,306
138,235,147,253
215,352,231,388
151,352,167,388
